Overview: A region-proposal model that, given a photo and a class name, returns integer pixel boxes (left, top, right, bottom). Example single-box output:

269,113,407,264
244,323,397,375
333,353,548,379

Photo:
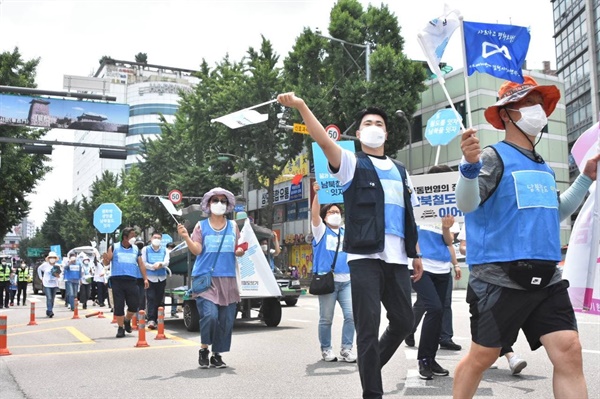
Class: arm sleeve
162,250,170,268
559,173,593,221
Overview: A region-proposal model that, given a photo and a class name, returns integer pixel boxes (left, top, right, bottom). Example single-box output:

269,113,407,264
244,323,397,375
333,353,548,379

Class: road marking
582,349,600,354
10,342,198,358
66,326,94,343
286,318,311,323
404,369,433,388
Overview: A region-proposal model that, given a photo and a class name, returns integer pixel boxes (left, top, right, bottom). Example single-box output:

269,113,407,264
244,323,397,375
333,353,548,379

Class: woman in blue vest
311,182,356,363
177,187,246,369
63,253,82,311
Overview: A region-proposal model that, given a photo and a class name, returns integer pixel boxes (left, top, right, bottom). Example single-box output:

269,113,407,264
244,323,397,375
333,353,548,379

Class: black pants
0,282,8,308
79,284,91,308
349,259,414,399
17,282,28,305
96,282,108,306
111,277,139,317
136,279,146,312
146,279,166,323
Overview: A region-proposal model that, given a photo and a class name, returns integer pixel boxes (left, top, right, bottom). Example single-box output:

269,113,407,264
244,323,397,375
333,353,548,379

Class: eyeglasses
211,199,228,204
326,210,341,215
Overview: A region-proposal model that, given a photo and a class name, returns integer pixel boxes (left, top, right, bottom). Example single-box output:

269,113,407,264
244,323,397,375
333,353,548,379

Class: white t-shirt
331,148,419,265
38,262,59,288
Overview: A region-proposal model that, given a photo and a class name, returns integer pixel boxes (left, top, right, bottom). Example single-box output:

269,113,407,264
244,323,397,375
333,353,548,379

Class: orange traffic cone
0,315,11,356
131,314,139,331
135,310,149,348
155,307,166,340
27,302,38,326
98,311,106,319
72,299,80,319
85,311,101,318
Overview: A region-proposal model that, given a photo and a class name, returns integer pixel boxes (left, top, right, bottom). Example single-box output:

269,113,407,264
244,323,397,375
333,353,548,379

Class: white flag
417,4,461,82
158,197,182,216
211,109,268,129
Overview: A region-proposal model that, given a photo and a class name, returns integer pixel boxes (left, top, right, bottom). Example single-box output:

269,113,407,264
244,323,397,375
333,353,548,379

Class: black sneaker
116,327,125,338
431,359,449,376
405,333,416,347
210,354,227,368
418,358,434,380
49,312,54,318
198,348,210,368
124,318,132,333
439,340,462,351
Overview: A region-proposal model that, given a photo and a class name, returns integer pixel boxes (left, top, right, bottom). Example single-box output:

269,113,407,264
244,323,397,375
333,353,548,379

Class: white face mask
210,202,227,215
128,237,137,246
326,213,342,227
507,104,547,136
261,244,269,252
151,239,161,247
359,125,386,148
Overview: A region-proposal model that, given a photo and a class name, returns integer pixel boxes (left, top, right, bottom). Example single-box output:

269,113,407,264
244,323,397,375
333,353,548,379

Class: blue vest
312,226,349,274
466,142,561,265
146,246,168,277
192,219,237,277
417,226,451,262
64,261,81,282
111,243,140,278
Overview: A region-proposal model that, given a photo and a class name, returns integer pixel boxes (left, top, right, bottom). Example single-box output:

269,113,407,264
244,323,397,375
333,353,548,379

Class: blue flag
463,21,530,83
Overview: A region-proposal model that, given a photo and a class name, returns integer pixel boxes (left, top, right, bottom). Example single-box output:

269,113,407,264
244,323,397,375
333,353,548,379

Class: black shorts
467,278,577,351
110,277,139,316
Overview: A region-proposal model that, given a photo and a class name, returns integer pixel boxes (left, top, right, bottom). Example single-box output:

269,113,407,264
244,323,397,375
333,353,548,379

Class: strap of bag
329,229,342,273
208,220,229,275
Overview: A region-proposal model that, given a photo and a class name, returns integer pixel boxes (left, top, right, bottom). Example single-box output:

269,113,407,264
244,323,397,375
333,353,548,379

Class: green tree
135,52,148,64
0,47,50,239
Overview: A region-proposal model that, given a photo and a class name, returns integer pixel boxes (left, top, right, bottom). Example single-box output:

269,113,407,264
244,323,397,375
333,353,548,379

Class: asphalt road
0,288,598,399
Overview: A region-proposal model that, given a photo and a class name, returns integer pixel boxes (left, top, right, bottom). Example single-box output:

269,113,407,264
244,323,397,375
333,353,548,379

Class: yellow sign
260,152,310,185
289,244,313,279
293,123,308,134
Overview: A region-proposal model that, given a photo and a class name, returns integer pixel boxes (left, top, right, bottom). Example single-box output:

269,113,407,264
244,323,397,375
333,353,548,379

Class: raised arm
277,92,342,170
311,181,322,227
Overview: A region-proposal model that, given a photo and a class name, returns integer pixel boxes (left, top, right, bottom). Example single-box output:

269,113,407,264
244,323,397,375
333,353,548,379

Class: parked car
273,266,302,306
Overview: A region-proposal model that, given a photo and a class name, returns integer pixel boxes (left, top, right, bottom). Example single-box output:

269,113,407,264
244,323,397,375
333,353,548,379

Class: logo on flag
463,21,530,83
417,5,461,82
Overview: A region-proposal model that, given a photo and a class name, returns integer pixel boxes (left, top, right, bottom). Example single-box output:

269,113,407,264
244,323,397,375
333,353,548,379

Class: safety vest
0,265,11,282
17,268,32,283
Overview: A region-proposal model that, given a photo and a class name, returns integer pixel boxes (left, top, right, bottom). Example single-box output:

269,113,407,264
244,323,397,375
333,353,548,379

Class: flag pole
583,120,600,310
459,15,473,128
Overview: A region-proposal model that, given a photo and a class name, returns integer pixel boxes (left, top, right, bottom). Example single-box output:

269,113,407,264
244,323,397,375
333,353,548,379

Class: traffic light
99,149,127,160
22,144,53,154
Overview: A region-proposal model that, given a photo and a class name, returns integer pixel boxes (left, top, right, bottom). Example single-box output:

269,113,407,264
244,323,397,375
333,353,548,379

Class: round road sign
168,189,183,205
325,124,341,141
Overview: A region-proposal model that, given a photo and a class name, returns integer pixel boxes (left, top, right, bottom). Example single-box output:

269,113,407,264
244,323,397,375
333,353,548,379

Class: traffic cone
131,314,139,331
134,310,149,348
155,307,166,340
27,302,38,326
72,299,80,319
0,315,11,356
85,311,101,318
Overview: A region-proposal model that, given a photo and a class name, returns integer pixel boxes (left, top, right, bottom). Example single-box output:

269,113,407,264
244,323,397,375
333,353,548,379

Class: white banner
411,171,463,224
237,219,282,298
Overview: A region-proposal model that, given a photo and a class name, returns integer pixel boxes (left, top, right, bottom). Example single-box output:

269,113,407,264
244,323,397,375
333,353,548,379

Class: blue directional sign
424,109,463,146
93,203,122,234
161,234,173,247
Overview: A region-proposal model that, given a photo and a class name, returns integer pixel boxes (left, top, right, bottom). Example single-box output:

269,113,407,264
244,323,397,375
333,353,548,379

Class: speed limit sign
325,124,341,141
168,189,183,205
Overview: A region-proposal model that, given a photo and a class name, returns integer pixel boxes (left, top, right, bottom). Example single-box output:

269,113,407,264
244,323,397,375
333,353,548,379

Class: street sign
93,203,122,234
161,234,173,247
293,123,308,134
27,247,46,257
324,124,341,141
168,189,183,205
424,109,463,146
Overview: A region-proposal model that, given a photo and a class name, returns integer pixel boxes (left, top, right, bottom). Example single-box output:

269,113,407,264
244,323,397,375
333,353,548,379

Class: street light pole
396,110,412,173
316,33,371,82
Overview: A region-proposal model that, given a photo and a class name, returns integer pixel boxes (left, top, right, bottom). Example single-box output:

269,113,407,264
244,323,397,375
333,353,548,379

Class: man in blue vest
141,231,170,330
103,227,149,338
454,77,597,398
63,254,82,311
278,93,423,399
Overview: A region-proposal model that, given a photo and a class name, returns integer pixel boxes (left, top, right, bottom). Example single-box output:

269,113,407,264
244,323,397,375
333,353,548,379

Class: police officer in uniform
16,261,32,306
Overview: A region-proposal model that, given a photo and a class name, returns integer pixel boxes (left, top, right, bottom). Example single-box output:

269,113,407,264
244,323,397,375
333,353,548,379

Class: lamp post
395,110,412,173
315,32,371,82
217,152,248,206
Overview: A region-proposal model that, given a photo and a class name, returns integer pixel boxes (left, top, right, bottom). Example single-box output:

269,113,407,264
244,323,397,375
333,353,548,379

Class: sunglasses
211,199,228,204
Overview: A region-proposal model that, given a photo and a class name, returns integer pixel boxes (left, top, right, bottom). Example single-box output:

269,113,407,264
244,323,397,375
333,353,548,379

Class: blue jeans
318,280,355,351
195,297,237,353
65,281,80,310
43,286,58,315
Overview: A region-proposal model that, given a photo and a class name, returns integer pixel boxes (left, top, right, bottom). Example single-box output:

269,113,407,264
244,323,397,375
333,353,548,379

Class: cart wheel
261,298,282,327
183,301,199,332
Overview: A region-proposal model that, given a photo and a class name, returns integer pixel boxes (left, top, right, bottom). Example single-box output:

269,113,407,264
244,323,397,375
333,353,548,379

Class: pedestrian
93,253,108,307
141,231,170,330
102,227,149,338
260,232,281,271
79,255,93,309
16,261,32,306
63,254,82,311
134,239,147,321
453,76,595,398
456,225,527,375
278,93,422,399
37,252,61,317
311,181,356,363
0,259,11,308
177,187,246,369
8,271,17,306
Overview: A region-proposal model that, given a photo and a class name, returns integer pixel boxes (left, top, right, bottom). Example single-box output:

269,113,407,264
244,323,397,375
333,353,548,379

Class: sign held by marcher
93,203,122,234
424,109,462,146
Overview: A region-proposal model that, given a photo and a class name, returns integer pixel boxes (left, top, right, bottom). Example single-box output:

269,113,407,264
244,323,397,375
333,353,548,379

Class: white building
71,59,198,201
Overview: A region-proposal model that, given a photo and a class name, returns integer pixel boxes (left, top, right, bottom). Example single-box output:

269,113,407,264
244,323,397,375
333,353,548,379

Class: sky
0,0,556,226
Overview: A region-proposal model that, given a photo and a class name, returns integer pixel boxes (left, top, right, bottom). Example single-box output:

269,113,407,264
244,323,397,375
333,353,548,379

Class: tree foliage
0,47,50,239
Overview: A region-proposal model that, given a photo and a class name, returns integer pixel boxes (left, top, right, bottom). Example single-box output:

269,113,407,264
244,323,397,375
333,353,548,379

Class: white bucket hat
201,187,236,214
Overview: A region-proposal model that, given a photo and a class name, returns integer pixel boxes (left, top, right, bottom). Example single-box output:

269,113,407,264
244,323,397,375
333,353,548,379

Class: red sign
325,124,341,141
168,189,183,205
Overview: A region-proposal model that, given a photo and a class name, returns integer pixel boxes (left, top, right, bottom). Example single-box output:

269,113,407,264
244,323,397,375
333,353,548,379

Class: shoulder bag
309,230,341,295
192,221,229,294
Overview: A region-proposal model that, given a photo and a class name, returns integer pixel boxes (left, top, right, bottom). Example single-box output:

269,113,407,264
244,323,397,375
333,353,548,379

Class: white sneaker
340,349,357,363
508,354,527,375
321,349,337,362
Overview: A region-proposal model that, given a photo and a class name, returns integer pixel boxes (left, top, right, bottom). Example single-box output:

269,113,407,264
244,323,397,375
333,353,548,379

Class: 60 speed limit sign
325,124,341,141
168,189,183,205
